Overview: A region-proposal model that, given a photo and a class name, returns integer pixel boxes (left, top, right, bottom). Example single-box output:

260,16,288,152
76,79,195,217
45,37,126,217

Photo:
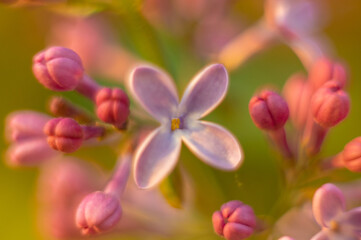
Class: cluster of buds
212,200,257,240
4,46,134,236
33,46,130,128
6,46,131,166
249,57,350,161
5,45,248,238
3,1,359,239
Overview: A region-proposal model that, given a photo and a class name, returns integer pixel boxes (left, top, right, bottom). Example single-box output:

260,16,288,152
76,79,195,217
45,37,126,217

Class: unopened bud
48,96,93,123
32,46,84,91
249,90,289,131
342,137,361,172
44,118,104,153
283,73,311,129
5,111,50,142
309,57,348,90
6,139,59,167
75,191,122,235
311,80,350,128
95,88,130,129
44,118,83,153
212,200,256,240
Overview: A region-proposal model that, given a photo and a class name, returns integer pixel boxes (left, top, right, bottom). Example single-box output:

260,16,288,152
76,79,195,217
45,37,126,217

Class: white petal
128,65,179,122
182,121,242,170
133,127,182,189
312,183,346,228
178,64,228,119
311,231,330,240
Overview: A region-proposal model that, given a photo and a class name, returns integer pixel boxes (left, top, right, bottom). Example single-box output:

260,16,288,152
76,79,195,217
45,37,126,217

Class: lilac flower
311,183,361,240
128,64,243,188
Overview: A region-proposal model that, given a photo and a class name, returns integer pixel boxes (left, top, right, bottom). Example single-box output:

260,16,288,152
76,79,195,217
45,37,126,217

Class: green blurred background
0,0,361,239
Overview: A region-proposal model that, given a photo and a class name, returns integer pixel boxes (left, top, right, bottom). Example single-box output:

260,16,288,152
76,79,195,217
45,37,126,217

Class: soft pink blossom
311,183,361,240
128,64,243,188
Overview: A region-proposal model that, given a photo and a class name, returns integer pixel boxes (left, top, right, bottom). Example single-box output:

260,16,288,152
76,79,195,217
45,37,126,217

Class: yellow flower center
330,220,339,232
171,118,180,131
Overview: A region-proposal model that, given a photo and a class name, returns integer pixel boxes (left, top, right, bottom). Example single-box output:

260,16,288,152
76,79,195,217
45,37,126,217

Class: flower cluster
2,0,361,240
4,44,243,237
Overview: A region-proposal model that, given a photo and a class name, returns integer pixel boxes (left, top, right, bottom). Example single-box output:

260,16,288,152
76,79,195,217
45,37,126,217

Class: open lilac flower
311,183,361,240
128,63,243,188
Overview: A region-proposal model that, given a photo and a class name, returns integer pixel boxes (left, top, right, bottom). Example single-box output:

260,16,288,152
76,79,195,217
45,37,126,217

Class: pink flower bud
95,88,130,129
212,200,256,240
249,90,289,130
282,73,312,129
309,57,348,90
32,46,84,91
311,80,350,128
75,191,122,235
5,111,50,142
48,96,94,123
6,139,59,167
342,137,361,172
44,118,83,153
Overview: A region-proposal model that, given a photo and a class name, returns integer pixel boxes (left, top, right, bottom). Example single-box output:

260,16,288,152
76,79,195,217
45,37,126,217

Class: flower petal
133,127,182,189
178,64,228,119
128,65,179,122
310,231,330,240
312,183,346,228
182,121,243,170
342,207,361,232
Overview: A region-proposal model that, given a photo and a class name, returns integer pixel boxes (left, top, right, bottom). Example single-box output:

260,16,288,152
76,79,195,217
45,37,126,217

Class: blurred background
0,0,361,239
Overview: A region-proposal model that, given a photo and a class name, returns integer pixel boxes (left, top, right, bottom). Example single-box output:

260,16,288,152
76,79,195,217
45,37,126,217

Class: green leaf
159,166,184,209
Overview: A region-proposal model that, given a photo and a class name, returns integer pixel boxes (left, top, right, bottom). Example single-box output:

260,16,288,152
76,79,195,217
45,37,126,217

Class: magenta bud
309,57,348,90
44,118,83,153
311,80,350,128
32,46,84,91
212,200,256,240
342,137,361,172
249,90,289,130
95,88,130,129
75,191,122,235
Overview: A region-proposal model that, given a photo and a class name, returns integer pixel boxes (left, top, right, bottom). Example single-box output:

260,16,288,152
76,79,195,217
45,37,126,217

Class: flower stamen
171,118,180,131
330,220,339,232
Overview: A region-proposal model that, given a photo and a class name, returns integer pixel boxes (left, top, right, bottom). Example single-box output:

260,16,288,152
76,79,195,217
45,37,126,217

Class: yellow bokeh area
0,1,361,239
